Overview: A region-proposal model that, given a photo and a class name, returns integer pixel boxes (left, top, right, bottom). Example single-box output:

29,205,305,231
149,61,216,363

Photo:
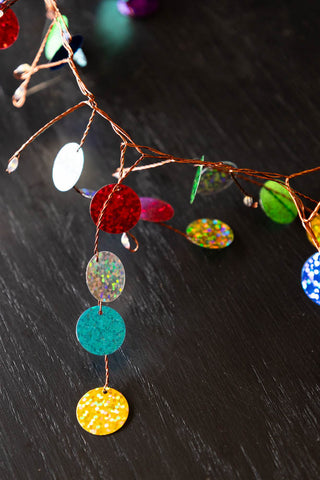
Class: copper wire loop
5,0,320,253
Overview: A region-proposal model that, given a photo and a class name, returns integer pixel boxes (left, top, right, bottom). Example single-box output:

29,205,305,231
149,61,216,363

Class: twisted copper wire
5,0,320,258
103,356,109,393
4,0,320,396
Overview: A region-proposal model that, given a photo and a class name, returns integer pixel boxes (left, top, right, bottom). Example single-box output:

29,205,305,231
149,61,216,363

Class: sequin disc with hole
76,305,126,355
52,142,84,192
90,184,141,234
198,161,237,196
259,180,297,224
86,251,125,302
76,387,129,435
301,252,320,306
140,197,174,222
186,218,234,249
0,8,19,50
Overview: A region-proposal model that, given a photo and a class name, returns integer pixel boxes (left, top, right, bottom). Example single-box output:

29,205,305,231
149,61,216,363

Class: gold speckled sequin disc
186,218,234,249
307,215,320,247
76,387,129,435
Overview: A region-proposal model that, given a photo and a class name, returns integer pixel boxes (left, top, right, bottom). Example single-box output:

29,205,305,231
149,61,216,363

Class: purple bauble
117,0,159,18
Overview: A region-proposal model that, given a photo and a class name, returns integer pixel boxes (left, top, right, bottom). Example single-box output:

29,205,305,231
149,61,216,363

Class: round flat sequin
190,155,205,204
76,387,129,435
0,8,19,49
259,180,297,224
307,215,320,247
90,184,141,234
301,252,320,306
52,142,84,192
76,305,126,355
198,161,237,196
86,251,125,302
186,218,234,249
140,197,174,222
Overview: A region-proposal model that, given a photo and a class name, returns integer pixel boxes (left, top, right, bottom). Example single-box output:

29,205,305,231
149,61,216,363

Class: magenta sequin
140,197,174,222
117,0,159,17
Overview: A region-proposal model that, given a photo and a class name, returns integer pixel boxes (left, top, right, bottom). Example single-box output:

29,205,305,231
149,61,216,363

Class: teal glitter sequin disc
76,306,126,355
186,218,234,249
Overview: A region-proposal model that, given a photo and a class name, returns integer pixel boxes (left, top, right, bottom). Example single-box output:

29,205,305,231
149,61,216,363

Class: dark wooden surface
1,1,320,479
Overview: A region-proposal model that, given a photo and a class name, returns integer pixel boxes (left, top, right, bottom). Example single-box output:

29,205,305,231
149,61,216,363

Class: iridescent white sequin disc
86,251,125,302
52,142,84,191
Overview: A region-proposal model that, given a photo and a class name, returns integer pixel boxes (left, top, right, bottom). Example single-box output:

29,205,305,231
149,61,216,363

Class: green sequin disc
259,180,297,224
186,218,234,249
190,155,205,204
45,15,69,61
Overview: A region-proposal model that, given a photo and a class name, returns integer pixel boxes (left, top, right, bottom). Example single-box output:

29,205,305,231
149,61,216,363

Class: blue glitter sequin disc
76,306,126,355
301,252,320,306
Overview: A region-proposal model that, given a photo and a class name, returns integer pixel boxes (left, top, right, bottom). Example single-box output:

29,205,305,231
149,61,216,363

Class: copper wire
103,356,109,393
5,0,320,255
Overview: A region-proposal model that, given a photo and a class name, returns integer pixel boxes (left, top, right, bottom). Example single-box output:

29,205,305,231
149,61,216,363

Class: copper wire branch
5,0,320,252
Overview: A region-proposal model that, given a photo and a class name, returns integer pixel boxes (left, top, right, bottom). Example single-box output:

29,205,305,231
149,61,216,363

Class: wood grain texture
0,1,319,479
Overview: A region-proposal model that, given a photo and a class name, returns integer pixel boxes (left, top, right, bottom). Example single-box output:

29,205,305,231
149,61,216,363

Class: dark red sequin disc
90,184,141,234
0,8,19,50
140,197,174,222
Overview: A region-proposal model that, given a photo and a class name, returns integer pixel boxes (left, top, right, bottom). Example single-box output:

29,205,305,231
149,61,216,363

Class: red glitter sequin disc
0,8,19,50
90,184,141,234
140,197,174,222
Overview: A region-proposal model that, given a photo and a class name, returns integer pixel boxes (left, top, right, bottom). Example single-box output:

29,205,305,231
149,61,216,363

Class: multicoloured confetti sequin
197,161,237,196
76,305,126,355
259,180,297,224
90,184,141,234
76,387,129,435
190,156,205,204
140,197,174,222
307,215,320,247
86,251,125,302
301,252,320,306
186,218,234,249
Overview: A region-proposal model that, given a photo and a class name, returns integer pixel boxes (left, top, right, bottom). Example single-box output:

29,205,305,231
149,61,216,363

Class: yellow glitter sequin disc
307,215,320,247
76,387,129,436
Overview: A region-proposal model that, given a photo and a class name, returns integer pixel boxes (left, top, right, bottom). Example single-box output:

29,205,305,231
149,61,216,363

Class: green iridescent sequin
186,218,234,249
259,180,297,224
190,155,205,204
45,15,69,61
